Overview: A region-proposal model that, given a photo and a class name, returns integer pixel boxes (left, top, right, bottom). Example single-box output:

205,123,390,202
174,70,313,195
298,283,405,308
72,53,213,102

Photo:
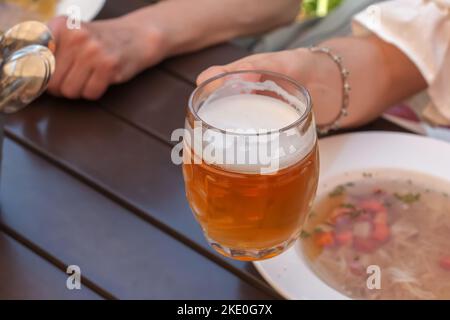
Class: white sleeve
352,0,450,122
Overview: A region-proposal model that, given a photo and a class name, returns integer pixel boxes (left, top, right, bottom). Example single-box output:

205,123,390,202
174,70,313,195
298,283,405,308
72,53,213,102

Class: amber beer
183,71,319,261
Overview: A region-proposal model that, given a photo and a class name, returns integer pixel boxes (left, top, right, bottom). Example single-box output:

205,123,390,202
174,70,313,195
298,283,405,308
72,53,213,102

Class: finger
59,40,105,99
81,68,111,100
47,16,67,41
59,58,94,99
81,51,120,100
48,23,90,95
196,65,228,85
224,62,263,82
81,54,118,100
196,60,255,85
48,46,77,95
47,16,69,94
196,61,263,97
196,53,274,85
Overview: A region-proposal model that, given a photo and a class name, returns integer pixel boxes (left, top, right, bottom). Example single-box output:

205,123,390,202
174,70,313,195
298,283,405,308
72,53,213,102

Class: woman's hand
197,35,427,128
197,49,343,127
47,16,166,100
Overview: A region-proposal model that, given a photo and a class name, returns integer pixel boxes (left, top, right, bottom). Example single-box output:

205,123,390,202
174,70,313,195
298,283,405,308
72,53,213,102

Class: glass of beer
183,70,319,261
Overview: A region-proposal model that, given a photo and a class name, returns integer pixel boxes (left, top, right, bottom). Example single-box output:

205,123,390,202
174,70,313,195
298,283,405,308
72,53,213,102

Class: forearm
315,35,427,127
122,0,300,57
196,31,427,129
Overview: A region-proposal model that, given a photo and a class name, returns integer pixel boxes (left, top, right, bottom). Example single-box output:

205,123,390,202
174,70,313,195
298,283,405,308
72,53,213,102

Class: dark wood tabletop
0,0,408,300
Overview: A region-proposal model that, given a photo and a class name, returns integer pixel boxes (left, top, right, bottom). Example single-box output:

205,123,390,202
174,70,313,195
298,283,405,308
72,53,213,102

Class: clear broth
302,171,450,300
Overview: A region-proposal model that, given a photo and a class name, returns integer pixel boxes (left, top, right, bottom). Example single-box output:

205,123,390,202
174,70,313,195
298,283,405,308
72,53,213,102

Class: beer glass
183,71,319,261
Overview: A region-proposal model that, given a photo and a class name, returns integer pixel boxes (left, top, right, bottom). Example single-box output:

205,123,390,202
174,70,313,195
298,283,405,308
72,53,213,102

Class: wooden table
0,0,407,300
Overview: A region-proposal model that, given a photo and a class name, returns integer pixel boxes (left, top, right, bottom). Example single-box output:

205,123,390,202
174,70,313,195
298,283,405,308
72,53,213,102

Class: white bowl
254,131,450,300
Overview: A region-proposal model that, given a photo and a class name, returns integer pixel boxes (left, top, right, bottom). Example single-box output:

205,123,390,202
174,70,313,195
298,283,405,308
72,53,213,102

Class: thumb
196,65,227,85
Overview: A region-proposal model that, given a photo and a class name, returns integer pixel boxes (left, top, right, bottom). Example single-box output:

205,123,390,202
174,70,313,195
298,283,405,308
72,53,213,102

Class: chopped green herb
340,203,356,209
300,230,311,239
329,185,346,197
394,192,421,204
313,227,323,234
345,182,355,187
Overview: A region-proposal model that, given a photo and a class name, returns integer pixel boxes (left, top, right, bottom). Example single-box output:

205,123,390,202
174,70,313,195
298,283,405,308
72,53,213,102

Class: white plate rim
253,131,450,300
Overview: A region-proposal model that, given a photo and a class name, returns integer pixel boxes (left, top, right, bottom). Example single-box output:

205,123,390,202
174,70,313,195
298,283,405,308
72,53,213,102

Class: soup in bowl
253,132,450,300
302,169,450,300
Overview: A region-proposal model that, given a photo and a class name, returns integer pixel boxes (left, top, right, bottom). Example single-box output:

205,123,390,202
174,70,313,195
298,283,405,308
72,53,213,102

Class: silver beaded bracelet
309,47,351,135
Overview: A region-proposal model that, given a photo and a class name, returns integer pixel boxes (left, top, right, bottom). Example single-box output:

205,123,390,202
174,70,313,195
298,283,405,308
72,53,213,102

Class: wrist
120,10,172,66
295,47,343,127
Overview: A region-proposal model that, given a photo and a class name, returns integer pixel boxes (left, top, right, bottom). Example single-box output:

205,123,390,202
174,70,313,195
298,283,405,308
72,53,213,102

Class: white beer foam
187,80,316,174
198,94,300,131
